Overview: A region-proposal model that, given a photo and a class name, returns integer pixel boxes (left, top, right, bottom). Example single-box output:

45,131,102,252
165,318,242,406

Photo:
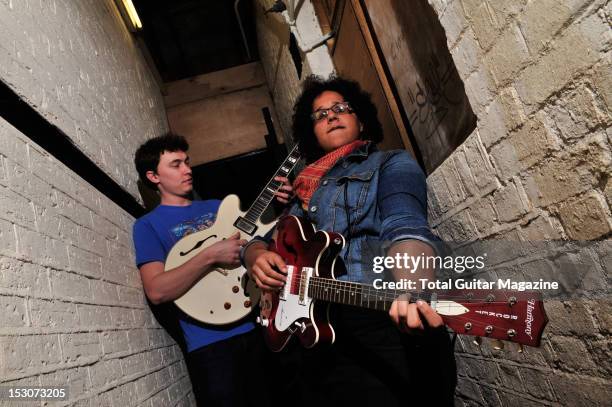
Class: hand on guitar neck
387,240,444,333
273,176,294,204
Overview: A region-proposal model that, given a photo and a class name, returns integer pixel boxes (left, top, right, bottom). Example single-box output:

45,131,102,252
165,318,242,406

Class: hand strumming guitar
244,240,287,290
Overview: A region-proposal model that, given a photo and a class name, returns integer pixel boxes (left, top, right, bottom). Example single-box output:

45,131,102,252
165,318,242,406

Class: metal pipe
282,7,335,53
299,30,335,53
234,0,252,61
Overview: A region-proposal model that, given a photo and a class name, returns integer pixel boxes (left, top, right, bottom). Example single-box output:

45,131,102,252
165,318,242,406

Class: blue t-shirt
132,200,255,352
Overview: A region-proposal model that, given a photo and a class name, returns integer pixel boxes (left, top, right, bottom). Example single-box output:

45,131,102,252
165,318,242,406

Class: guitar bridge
233,217,258,236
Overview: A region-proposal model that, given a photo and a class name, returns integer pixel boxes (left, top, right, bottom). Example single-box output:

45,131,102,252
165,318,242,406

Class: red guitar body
259,216,346,352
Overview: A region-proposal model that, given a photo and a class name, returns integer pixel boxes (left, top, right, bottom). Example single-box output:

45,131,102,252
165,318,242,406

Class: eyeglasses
311,101,353,121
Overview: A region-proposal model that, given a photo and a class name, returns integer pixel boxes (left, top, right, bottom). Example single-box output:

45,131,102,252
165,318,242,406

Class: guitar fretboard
243,145,301,223
307,276,432,311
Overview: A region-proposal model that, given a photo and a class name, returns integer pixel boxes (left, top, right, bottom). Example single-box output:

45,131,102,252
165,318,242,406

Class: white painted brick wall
0,118,192,405
428,0,612,405
0,0,168,199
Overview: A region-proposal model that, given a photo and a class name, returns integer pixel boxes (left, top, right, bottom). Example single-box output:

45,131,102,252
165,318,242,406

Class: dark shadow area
133,0,259,82
192,144,290,222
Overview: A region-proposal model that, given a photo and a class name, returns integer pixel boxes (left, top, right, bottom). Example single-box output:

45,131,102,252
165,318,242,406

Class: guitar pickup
279,265,294,301
299,267,313,305
233,217,258,236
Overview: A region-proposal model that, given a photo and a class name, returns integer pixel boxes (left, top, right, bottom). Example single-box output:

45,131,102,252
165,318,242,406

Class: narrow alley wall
0,0,194,405
428,1,610,405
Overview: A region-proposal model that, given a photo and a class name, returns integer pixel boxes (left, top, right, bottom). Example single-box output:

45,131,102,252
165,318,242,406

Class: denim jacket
244,143,438,284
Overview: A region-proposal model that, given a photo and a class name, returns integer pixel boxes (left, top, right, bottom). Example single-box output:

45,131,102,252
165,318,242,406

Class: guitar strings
304,280,531,306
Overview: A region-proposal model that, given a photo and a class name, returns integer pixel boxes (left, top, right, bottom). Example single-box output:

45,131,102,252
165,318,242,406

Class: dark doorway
191,145,290,222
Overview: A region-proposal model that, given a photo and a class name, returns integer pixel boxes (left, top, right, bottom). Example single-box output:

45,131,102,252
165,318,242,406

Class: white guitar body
165,194,276,325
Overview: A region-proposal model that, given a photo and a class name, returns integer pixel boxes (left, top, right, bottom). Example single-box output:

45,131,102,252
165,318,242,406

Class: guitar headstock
437,290,548,348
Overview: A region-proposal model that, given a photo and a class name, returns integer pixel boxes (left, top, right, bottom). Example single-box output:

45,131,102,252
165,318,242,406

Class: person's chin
332,137,356,149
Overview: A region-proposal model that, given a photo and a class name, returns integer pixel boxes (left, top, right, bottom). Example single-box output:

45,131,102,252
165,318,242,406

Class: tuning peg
516,343,524,353
491,339,504,350
472,337,482,347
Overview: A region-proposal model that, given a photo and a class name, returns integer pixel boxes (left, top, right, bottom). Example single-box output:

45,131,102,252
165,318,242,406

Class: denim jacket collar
344,140,377,161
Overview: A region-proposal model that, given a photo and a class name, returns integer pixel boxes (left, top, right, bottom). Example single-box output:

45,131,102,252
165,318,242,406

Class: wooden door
316,0,415,156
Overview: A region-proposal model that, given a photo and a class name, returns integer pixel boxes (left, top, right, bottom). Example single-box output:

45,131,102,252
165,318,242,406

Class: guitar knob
491,339,504,350
256,316,269,327
293,321,307,332
224,302,231,310
244,300,252,308
232,286,240,293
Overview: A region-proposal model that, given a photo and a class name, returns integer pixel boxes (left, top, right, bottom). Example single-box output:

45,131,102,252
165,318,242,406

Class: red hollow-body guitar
257,216,548,352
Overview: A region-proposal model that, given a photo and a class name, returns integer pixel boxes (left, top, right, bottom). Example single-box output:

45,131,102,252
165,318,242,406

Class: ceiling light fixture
114,0,142,32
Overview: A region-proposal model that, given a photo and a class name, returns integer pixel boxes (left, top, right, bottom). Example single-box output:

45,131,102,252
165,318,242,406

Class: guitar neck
307,276,431,312
242,145,300,223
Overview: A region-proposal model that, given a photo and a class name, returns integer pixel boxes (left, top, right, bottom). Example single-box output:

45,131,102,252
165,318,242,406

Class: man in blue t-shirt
132,133,291,406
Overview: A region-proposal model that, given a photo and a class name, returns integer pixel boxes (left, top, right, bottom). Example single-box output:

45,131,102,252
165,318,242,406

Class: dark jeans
185,329,273,407
282,305,457,406
185,307,456,407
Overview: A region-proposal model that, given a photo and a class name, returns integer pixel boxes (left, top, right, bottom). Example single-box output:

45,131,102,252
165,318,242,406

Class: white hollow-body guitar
165,146,301,325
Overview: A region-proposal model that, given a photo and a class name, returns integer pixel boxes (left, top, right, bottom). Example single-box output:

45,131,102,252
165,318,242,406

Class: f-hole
180,235,218,256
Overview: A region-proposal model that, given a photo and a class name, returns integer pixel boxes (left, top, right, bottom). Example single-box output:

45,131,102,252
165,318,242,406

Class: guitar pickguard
275,291,313,332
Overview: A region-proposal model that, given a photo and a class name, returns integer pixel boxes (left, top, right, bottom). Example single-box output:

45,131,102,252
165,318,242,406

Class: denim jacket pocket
333,171,374,212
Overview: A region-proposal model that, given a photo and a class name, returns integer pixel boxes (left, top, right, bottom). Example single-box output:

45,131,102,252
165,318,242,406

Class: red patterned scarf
294,140,367,210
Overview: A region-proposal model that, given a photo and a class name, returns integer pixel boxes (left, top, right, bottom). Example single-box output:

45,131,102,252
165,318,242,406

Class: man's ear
145,170,160,186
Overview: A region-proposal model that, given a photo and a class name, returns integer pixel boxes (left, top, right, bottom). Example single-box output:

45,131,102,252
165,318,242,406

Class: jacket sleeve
239,200,306,265
377,151,439,247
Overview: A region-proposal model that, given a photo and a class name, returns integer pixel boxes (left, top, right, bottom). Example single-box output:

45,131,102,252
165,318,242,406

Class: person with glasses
242,76,456,406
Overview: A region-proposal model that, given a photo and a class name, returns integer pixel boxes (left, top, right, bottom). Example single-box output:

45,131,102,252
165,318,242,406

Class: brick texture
429,0,612,405
0,2,186,402
0,0,168,199
0,118,191,405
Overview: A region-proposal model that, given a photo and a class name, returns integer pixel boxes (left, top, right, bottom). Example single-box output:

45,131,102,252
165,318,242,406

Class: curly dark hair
292,76,383,163
134,132,189,189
